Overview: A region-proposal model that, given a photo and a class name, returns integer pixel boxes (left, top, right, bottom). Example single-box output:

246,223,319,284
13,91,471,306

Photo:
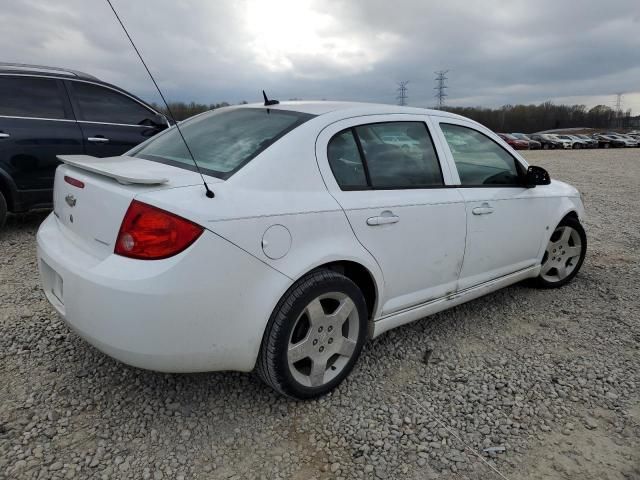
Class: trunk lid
53,155,220,260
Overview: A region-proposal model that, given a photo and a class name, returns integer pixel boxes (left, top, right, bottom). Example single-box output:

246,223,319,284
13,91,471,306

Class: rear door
0,75,83,197
66,80,166,158
316,115,466,316
433,118,549,290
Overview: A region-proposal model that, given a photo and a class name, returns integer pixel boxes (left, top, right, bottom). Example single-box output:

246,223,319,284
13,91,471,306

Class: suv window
0,76,66,119
440,123,521,186
327,121,443,190
71,82,156,125
134,107,314,179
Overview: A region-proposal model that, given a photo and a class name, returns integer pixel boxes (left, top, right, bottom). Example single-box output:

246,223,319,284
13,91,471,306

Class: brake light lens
115,201,204,260
64,176,85,189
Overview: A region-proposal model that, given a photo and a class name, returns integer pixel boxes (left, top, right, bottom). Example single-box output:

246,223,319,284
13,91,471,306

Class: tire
256,269,368,399
0,190,7,230
533,216,587,289
543,143,550,150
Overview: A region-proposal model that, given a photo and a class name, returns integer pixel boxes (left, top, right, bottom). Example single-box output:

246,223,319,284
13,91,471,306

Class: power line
434,70,449,110
396,81,409,106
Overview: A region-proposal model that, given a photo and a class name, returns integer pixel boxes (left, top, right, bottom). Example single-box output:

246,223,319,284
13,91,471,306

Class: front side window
134,108,314,179
71,82,156,125
0,76,66,119
327,121,443,190
440,123,522,186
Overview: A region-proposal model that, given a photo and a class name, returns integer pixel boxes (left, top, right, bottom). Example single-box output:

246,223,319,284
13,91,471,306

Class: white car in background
37,102,587,399
546,134,573,149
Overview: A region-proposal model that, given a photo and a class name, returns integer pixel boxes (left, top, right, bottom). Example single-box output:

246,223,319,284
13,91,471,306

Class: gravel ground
1,148,639,480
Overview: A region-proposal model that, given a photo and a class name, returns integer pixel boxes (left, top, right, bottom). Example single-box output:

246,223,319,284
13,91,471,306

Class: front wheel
533,216,586,288
256,269,368,399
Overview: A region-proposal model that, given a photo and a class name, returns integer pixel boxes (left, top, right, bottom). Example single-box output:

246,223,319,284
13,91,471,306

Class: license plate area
40,260,65,314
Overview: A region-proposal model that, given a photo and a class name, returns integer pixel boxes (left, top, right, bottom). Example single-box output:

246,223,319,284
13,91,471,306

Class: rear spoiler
57,155,169,185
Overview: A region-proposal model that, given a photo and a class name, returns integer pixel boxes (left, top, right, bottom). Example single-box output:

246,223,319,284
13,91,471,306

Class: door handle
87,136,109,143
0,132,10,139
472,203,494,215
367,210,400,226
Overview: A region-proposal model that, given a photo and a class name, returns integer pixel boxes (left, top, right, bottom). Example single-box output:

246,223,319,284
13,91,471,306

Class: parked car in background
567,135,596,149
554,135,586,149
529,134,564,150
594,134,626,148
543,134,573,149
511,133,541,149
616,134,639,147
0,63,169,228
37,102,586,399
572,134,598,148
602,133,637,147
497,133,529,150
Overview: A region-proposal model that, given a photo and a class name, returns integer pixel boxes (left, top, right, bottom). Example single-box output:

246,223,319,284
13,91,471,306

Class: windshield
133,107,315,179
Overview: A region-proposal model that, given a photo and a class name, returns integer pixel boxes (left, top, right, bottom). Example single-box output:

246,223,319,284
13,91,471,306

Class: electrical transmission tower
434,70,449,109
396,81,409,106
614,93,624,128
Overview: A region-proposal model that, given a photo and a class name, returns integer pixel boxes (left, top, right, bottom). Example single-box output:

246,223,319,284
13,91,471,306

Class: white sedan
37,102,587,399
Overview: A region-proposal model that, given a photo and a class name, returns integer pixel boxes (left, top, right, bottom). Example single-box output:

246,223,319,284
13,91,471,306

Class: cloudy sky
3,0,640,112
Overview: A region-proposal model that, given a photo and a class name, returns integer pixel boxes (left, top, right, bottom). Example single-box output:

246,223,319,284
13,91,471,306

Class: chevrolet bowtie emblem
65,194,77,207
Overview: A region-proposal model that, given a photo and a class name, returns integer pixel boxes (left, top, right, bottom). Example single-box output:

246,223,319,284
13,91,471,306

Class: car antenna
105,0,214,198
263,90,279,106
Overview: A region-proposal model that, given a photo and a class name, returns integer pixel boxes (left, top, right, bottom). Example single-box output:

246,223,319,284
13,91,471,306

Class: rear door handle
472,203,494,215
0,132,10,139
87,136,109,143
367,210,400,226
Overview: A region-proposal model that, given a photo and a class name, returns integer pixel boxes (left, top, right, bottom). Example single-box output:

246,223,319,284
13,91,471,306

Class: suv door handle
367,211,400,226
472,203,494,215
87,136,109,143
0,132,10,139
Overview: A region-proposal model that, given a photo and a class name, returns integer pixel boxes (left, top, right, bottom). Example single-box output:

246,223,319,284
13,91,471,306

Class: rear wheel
0,191,7,230
533,217,586,288
256,269,368,399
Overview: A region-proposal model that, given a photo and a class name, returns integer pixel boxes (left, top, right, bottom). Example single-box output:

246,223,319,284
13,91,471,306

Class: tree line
150,101,246,121
153,100,636,133
443,102,634,133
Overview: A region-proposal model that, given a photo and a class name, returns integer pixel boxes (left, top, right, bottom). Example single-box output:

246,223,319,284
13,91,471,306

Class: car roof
233,100,469,120
0,62,161,114
0,62,99,81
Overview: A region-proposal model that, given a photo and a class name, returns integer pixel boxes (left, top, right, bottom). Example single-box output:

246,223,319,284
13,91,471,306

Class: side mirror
524,165,550,187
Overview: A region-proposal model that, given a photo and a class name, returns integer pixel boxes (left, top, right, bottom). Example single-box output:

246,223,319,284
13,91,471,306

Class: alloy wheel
540,225,583,282
287,292,360,388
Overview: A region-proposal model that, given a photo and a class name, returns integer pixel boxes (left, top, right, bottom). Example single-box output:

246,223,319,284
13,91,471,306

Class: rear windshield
133,107,314,179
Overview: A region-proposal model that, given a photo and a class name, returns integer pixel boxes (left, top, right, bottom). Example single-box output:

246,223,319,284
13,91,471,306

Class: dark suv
0,63,169,227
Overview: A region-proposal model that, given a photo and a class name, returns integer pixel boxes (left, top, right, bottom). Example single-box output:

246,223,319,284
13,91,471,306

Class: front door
434,119,549,290
316,115,467,316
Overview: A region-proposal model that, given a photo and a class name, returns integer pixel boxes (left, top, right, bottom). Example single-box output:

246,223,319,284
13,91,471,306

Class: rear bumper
37,213,290,372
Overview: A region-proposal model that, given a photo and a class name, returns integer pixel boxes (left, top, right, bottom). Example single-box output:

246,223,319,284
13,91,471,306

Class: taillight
115,201,204,260
64,176,85,189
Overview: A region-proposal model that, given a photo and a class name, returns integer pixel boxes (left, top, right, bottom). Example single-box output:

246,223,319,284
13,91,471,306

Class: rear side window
327,130,368,188
71,82,156,125
327,121,443,190
440,123,521,186
0,76,66,119
134,108,314,179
